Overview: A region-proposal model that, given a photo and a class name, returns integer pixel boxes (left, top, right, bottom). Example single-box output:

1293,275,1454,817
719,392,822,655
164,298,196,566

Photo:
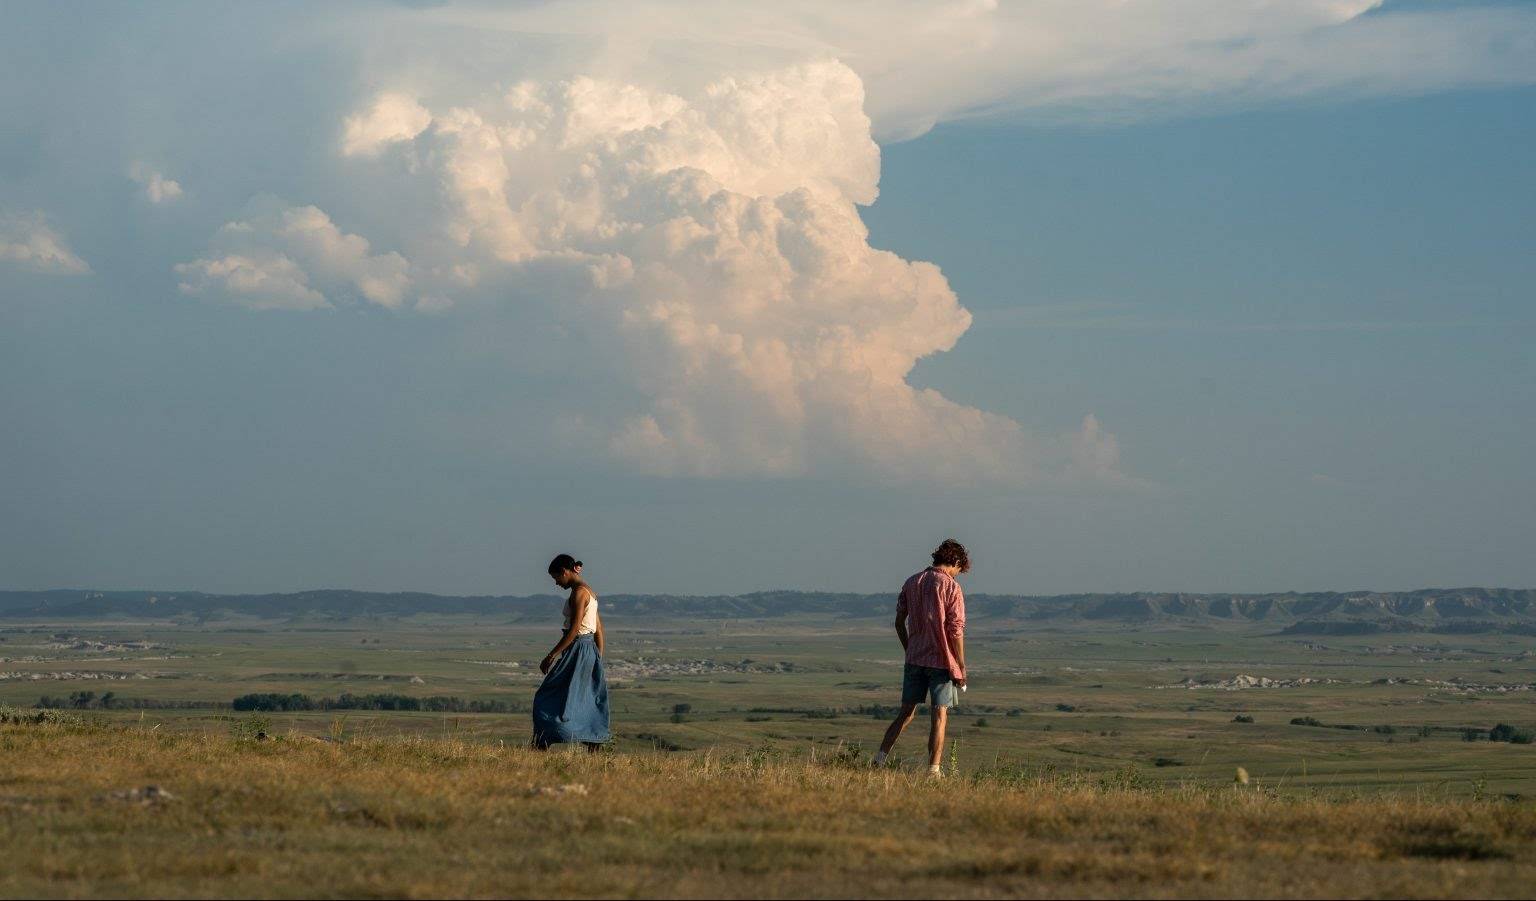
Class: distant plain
4,588,1534,798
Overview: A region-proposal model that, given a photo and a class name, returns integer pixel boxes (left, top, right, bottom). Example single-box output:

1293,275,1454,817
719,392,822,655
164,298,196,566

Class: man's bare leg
875,703,919,763
928,706,949,772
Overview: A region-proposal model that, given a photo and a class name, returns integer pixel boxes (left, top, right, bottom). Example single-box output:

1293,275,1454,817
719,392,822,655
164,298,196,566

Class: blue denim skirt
532,634,611,746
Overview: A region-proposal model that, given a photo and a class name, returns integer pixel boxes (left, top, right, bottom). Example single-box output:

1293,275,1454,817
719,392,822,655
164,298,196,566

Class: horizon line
4,585,1531,600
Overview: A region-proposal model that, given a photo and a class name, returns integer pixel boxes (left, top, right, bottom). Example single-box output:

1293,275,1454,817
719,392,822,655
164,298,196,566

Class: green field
4,610,1533,798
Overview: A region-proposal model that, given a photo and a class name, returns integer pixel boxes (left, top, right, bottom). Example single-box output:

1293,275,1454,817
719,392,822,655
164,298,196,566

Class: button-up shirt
897,566,966,678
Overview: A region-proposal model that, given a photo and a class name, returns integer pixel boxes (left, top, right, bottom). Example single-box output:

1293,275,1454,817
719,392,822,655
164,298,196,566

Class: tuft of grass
228,714,272,740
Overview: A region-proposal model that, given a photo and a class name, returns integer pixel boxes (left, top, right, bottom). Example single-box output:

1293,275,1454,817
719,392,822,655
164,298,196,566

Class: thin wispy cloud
978,306,1498,333
0,211,90,276
404,0,1536,138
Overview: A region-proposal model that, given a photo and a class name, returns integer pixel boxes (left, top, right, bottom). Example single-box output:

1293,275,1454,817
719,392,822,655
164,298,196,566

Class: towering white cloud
176,200,415,311
0,211,90,275
335,61,1118,482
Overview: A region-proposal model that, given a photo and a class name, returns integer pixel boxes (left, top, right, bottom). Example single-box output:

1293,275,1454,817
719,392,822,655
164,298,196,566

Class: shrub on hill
1489,723,1534,744
233,693,317,712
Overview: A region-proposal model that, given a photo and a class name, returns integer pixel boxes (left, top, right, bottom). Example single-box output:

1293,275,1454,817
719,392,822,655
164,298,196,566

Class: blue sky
1,2,1532,596
871,90,1536,593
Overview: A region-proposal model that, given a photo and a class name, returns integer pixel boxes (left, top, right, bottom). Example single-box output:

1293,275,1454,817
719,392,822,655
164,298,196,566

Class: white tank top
563,591,598,635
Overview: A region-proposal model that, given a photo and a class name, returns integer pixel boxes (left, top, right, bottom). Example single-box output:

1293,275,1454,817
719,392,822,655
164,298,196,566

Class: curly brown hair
930,538,971,573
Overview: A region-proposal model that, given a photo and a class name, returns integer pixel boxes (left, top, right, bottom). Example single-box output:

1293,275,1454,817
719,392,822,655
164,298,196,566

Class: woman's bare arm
594,611,605,657
541,587,590,673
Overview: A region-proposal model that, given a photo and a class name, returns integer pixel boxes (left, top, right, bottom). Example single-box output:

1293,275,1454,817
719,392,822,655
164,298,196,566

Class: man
873,538,968,777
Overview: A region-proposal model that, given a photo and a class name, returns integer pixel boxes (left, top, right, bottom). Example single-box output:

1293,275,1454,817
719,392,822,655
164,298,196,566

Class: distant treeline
36,691,224,710
33,691,524,713
231,692,525,713
740,704,1025,719
1289,715,1534,743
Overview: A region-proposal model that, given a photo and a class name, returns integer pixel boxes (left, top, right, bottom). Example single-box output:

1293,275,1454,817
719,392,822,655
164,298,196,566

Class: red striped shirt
897,567,966,679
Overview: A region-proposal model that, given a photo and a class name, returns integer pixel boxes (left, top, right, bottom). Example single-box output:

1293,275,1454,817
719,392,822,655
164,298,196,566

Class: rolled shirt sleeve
945,581,966,675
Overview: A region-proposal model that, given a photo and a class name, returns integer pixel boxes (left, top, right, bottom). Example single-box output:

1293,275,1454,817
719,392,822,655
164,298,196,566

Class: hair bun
546,553,581,577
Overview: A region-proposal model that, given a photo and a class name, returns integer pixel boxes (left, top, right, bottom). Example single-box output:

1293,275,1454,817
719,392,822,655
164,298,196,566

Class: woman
532,554,610,751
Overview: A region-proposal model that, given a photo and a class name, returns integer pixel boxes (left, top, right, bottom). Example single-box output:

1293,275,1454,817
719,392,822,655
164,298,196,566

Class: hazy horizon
5,582,1532,600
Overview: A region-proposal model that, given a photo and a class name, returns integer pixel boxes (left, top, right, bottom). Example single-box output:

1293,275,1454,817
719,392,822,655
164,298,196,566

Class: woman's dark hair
547,554,582,576
931,539,971,573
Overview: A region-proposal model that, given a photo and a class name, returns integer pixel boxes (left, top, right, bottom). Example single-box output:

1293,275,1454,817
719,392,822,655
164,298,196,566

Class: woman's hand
540,653,556,675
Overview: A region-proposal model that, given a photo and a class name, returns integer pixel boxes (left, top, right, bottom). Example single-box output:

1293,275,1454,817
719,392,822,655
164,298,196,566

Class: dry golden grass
2,718,1534,899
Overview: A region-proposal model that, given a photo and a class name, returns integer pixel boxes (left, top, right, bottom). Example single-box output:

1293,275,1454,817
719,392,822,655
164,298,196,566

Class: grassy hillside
3,717,1535,898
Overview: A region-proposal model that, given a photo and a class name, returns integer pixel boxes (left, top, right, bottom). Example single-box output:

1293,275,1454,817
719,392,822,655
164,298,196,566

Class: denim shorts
901,663,958,708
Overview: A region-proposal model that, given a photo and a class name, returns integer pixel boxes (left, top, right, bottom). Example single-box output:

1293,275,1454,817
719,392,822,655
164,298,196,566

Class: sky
1,1,1533,597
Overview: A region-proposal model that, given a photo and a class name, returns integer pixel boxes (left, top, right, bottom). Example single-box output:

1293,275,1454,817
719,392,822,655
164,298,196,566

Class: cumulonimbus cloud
332,60,1120,483
0,211,90,275
171,0,1536,483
